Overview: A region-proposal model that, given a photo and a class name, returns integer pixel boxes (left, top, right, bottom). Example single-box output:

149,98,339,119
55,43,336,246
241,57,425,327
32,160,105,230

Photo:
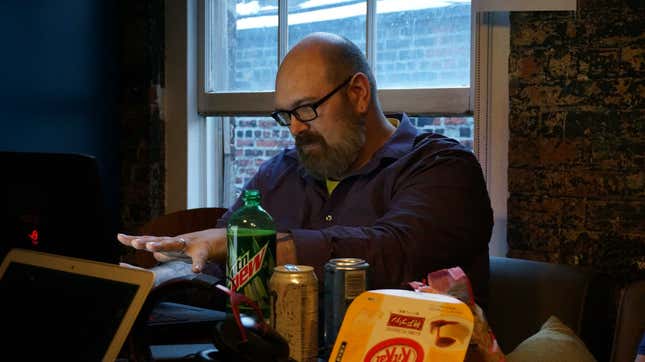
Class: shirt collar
375,112,417,160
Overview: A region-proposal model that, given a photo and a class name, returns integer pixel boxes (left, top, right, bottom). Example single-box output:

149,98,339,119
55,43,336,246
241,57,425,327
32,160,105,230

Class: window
165,0,578,257
200,0,473,206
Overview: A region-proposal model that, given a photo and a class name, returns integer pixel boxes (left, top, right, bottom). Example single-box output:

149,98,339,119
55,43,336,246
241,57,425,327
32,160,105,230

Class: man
119,32,493,305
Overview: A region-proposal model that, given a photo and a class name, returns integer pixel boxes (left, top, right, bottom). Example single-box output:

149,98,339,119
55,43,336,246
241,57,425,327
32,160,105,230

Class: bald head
276,32,378,104
273,33,394,180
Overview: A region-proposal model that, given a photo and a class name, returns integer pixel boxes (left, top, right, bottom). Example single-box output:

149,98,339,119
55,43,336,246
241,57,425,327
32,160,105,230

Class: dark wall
119,0,165,233
508,0,644,283
0,0,121,258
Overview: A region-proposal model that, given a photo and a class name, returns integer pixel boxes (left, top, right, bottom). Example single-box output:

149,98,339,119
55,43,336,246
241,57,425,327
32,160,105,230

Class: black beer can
323,258,369,351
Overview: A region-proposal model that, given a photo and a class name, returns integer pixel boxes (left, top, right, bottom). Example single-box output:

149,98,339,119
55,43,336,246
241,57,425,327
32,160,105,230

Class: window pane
222,116,294,205
206,0,278,92
216,115,473,206
408,115,474,150
375,0,471,89
288,0,366,53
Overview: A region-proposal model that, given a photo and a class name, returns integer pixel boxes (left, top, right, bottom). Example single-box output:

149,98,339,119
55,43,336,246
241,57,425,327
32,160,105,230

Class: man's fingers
117,233,140,246
191,248,210,273
117,233,161,249
124,236,170,251
142,237,187,252
141,237,193,263
152,252,175,263
118,232,214,273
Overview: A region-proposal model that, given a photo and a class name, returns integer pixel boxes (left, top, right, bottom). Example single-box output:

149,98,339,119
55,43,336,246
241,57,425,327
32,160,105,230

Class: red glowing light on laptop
28,230,39,246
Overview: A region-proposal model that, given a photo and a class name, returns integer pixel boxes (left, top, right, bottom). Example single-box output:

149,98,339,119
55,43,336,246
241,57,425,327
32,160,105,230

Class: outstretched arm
117,229,297,274
117,228,226,273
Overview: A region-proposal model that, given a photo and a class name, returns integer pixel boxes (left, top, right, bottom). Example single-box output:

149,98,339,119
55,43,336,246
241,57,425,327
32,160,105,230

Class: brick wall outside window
228,116,473,197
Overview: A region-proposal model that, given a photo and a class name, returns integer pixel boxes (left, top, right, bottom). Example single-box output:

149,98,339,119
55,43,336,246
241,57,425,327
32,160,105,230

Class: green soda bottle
226,189,276,318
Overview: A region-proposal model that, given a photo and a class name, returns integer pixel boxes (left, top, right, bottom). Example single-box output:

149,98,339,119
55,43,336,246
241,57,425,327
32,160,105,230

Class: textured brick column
508,1,644,283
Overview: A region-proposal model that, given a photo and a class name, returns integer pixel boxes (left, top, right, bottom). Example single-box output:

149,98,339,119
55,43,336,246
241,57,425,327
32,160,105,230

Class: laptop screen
0,151,118,263
0,249,154,361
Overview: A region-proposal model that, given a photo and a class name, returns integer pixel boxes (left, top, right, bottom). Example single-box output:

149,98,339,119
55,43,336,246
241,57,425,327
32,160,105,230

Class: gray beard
296,117,365,181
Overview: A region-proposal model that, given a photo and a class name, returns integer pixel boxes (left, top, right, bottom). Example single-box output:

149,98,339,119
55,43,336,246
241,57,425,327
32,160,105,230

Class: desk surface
148,343,328,361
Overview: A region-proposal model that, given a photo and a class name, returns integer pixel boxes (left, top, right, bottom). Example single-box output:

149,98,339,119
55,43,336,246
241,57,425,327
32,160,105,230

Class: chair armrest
611,280,645,362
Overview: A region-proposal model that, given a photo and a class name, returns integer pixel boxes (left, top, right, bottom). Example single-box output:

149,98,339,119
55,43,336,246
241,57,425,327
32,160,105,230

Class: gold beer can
270,264,319,362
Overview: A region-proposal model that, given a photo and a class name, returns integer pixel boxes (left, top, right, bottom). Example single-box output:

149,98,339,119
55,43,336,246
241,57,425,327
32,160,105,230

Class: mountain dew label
227,226,276,317
232,243,267,289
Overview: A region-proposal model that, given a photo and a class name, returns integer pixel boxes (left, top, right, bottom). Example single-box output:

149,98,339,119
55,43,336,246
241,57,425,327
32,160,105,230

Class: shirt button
325,214,333,222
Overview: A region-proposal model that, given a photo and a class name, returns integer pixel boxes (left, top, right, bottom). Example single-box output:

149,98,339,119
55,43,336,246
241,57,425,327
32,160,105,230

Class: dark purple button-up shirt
218,113,493,305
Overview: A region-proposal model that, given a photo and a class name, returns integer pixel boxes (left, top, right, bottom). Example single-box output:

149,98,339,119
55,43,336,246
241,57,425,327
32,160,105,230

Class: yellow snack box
329,289,474,362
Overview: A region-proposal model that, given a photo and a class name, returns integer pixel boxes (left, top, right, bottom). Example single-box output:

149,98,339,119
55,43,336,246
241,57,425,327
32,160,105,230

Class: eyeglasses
216,282,269,343
271,75,353,127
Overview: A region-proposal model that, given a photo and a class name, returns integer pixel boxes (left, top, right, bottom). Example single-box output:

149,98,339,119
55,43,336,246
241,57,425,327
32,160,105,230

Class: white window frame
198,0,471,117
165,0,576,256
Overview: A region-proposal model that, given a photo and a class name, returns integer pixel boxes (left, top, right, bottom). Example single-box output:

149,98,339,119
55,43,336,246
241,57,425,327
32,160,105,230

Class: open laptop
0,248,154,362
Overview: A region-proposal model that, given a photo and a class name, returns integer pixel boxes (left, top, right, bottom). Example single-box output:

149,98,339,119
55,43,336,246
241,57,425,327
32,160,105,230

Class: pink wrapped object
410,267,505,362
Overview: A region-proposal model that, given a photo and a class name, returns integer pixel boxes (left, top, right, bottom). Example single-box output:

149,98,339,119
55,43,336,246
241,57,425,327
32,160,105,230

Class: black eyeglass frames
271,75,354,127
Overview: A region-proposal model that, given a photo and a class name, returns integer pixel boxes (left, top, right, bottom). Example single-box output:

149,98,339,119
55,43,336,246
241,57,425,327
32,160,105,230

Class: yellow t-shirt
326,179,340,194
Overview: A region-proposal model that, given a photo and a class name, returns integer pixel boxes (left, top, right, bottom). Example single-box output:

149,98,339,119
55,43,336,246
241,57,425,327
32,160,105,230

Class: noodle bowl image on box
328,289,474,362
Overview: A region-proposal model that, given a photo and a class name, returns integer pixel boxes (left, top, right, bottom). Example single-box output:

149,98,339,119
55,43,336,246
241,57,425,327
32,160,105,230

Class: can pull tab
284,264,300,272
